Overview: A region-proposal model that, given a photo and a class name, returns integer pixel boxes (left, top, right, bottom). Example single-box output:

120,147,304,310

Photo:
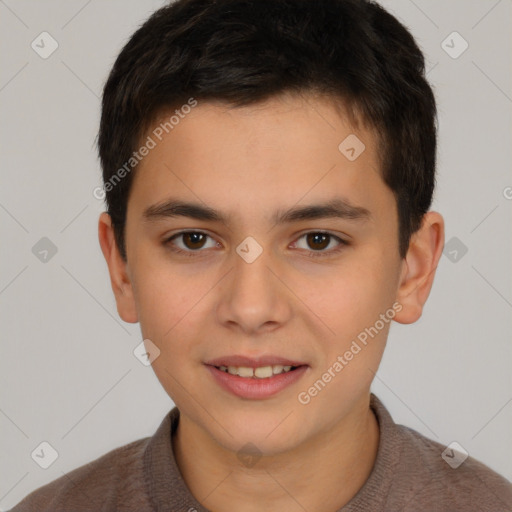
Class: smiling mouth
214,364,302,379
205,359,309,399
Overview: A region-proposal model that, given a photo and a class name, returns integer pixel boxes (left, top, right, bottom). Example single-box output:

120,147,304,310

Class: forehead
128,93,390,224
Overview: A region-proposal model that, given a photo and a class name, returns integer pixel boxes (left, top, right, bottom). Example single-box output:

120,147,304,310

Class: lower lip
205,365,308,400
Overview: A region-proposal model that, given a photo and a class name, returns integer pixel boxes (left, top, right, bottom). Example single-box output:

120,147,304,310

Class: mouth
204,355,309,399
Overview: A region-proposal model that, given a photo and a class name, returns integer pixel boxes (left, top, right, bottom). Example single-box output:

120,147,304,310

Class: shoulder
396,424,512,511
362,395,512,512
9,437,151,512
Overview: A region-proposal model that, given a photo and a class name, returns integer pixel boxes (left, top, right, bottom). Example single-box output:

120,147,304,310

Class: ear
98,212,138,323
394,211,445,324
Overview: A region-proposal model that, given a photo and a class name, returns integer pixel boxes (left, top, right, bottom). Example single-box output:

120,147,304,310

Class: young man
11,0,512,510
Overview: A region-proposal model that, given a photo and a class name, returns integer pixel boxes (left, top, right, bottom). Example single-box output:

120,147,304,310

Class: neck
173,396,379,512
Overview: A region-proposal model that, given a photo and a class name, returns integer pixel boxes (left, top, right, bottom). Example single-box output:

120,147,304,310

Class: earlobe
98,212,139,323
394,211,445,325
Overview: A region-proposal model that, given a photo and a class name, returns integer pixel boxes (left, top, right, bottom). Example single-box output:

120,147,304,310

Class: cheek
131,258,199,345
131,256,225,374
303,248,398,397
311,256,394,338
303,267,393,411
132,266,207,401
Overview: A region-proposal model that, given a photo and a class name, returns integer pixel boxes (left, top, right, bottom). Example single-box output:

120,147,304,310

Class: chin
208,409,308,456
225,430,304,458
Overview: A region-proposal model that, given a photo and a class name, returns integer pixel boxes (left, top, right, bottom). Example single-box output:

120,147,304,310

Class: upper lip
204,355,307,368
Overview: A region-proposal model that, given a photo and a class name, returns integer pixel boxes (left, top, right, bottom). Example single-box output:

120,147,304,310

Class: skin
99,92,444,512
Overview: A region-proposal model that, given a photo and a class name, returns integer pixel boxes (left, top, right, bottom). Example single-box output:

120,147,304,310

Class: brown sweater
10,394,512,511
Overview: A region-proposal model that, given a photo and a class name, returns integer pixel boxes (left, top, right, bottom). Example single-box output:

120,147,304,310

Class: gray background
0,0,511,509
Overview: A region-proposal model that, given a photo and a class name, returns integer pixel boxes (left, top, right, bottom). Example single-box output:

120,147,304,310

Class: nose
215,240,293,336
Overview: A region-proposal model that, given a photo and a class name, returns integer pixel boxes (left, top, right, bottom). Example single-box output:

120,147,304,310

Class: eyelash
163,230,349,258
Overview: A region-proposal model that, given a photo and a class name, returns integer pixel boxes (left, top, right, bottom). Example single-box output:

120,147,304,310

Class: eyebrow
143,197,372,225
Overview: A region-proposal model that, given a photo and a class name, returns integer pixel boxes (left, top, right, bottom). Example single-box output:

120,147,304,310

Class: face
120,93,405,455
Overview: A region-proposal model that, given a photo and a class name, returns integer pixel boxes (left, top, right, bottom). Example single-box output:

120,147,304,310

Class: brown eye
182,232,207,250
165,231,218,255
294,231,347,258
306,233,330,251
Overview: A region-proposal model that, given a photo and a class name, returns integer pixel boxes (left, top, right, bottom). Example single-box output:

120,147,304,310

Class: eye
293,232,348,257
165,231,218,256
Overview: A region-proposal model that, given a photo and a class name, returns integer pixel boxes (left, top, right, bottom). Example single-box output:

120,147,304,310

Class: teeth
217,364,296,378
238,366,254,378
254,366,273,378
